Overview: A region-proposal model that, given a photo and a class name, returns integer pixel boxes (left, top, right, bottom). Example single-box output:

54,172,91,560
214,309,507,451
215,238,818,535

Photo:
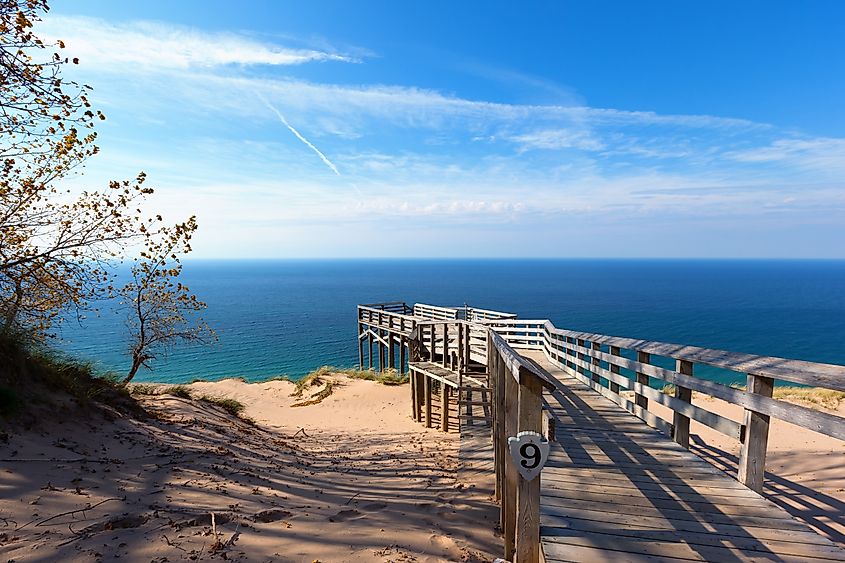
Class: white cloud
508,129,604,151
38,16,359,69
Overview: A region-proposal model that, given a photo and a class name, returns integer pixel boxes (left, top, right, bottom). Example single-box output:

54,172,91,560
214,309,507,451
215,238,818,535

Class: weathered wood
428,324,436,362
609,345,621,394
635,350,650,410
367,330,373,370
503,360,519,561
358,322,364,369
738,373,774,492
673,360,693,449
410,370,418,421
424,374,433,429
590,341,601,384
515,370,544,563
399,335,406,374
441,383,449,432
388,331,396,371
443,323,449,368
415,368,425,421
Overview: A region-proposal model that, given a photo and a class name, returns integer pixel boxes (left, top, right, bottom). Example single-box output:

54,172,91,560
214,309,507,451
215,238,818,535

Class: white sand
0,377,500,562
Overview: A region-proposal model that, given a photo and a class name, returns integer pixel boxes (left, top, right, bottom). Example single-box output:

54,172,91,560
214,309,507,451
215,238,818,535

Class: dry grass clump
289,366,409,407
772,387,845,410
199,395,246,417
164,385,192,399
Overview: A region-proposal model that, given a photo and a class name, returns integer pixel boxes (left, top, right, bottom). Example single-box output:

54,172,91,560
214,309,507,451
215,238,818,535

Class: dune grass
199,395,246,416
664,382,845,411
289,365,408,406
0,333,141,417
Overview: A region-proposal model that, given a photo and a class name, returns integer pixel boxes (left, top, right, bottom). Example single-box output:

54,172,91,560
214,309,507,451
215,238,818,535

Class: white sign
508,431,550,481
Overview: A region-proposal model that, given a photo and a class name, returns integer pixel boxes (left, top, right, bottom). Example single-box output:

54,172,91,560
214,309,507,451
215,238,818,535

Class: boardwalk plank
517,351,845,563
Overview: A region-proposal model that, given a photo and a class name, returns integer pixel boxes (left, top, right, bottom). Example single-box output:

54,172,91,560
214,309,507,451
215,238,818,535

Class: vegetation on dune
0,333,142,418
0,0,212,398
199,395,246,417
290,365,409,407
663,382,845,412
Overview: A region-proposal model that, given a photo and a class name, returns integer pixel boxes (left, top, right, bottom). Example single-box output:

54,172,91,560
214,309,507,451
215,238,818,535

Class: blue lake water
56,259,845,384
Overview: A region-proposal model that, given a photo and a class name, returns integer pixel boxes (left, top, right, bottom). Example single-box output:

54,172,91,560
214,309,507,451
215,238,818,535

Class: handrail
483,317,845,493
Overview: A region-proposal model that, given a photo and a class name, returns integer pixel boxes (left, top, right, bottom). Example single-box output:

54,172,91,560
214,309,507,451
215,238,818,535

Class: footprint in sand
253,508,293,523
328,508,361,522
360,502,387,511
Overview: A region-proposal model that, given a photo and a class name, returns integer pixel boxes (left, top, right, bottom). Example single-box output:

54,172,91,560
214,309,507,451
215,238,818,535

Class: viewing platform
357,301,845,563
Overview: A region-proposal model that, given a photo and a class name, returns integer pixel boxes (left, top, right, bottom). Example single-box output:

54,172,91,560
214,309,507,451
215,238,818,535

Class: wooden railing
483,318,845,493
465,306,518,322
413,302,459,320
487,329,556,563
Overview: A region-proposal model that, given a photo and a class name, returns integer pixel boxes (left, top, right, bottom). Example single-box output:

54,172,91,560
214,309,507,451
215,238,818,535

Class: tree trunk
123,355,144,385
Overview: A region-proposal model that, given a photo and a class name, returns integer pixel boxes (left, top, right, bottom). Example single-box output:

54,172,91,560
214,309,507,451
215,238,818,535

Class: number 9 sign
508,431,550,481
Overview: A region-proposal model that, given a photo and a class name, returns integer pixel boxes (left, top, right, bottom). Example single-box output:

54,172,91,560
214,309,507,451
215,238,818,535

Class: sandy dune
0,377,501,562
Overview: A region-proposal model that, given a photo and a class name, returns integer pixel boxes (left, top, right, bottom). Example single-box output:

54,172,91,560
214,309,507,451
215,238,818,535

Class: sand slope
0,377,500,562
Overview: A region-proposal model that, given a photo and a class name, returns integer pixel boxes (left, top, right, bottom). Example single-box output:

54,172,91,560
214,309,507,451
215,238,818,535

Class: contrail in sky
259,96,341,176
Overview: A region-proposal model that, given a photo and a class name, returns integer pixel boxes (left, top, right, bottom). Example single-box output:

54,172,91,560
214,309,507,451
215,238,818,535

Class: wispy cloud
43,14,845,257
38,16,360,69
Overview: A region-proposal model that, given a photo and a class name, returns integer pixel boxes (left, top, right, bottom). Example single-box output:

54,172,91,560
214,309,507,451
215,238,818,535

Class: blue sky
39,1,845,257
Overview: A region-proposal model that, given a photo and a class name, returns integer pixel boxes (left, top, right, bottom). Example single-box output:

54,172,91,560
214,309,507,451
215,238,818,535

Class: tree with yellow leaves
0,0,212,374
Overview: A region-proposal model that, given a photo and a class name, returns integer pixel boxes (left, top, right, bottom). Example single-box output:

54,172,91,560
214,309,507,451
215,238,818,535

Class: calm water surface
56,259,845,384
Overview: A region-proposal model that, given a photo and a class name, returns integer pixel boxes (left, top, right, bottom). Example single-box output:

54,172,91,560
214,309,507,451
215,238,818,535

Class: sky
37,1,845,258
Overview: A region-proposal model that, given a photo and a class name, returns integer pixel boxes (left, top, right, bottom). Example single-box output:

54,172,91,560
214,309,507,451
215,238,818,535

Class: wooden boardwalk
357,301,845,562
521,350,845,563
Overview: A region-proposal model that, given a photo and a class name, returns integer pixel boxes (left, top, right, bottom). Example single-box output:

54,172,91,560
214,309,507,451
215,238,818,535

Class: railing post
503,364,519,561
673,360,693,449
488,331,500,501
738,373,774,492
442,323,449,369
399,335,406,375
424,375,433,428
590,341,601,384
457,323,464,373
358,322,364,370
635,351,651,410
441,384,449,432
368,330,373,370
609,345,622,394
515,370,543,563
429,324,436,362
378,329,385,373
388,331,396,371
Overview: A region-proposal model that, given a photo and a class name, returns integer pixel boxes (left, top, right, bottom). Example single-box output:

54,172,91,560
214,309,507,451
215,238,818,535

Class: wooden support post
358,323,364,370
673,360,693,449
415,369,425,422
429,325,436,362
738,373,774,493
590,341,601,384
441,384,449,432
442,323,449,368
457,324,464,373
424,375,433,429
488,334,500,501
609,345,622,394
388,332,396,371
378,329,385,373
399,336,406,375
503,367,519,561
464,324,471,372
635,351,651,410
515,371,544,563
368,330,373,370
410,370,418,421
